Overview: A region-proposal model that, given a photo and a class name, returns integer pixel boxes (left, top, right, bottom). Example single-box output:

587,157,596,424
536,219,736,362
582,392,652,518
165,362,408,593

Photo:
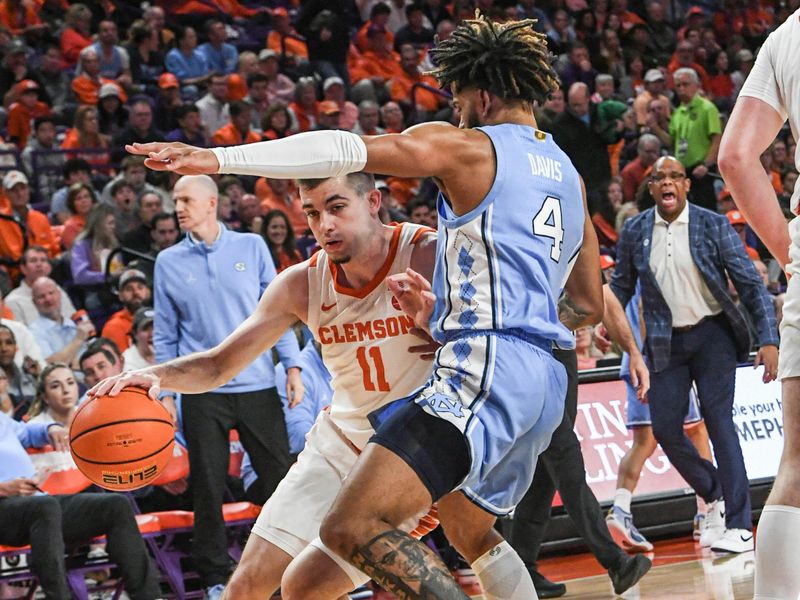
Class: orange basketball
69,387,175,491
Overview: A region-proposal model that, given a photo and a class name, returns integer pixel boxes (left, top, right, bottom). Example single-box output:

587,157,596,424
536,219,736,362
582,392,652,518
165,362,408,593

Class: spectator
5,247,76,326
111,99,164,162
323,76,358,131
6,80,49,149
668,67,722,211
260,209,304,272
71,47,127,106
356,2,395,52
61,182,97,250
726,210,759,259
0,409,162,598
288,77,319,133
195,73,230,139
632,68,669,127
26,362,78,425
59,3,92,67
49,159,93,225
29,277,94,367
152,75,183,136
121,192,163,257
164,26,211,93
109,179,138,237
297,4,350,85
352,100,386,135
1,286,44,368
101,269,151,353
69,204,121,290
261,102,293,140
165,102,207,146
389,43,444,116
575,326,599,369
547,9,576,55
644,0,675,63
422,0,452,28
242,72,270,132
316,101,342,130
591,73,617,104
125,20,164,94
266,7,309,69
60,105,112,175
97,84,128,138
143,5,174,52
149,212,180,256
621,133,661,203
552,82,612,205
730,48,753,98
79,337,122,388
21,116,64,202
380,100,405,132
257,49,295,106
707,49,734,111
0,368,11,417
595,29,625,83
101,156,170,211
121,307,155,370
592,177,625,250
0,39,44,98
91,19,132,89
211,100,261,145
0,0,44,37
0,323,38,417
534,88,565,132
198,19,238,76
394,3,434,50
226,51,257,102
772,139,790,173
349,24,402,99
559,43,598,92
36,45,71,117
153,174,301,598
405,195,432,225
668,40,710,89
235,194,262,233
612,156,778,554
0,171,59,267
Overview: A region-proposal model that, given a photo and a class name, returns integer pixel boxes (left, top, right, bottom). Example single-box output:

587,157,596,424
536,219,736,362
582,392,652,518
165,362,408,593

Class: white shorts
251,410,438,587
780,221,800,380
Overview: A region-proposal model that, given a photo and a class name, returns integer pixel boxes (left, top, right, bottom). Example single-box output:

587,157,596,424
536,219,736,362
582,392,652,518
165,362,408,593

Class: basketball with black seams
69,387,175,491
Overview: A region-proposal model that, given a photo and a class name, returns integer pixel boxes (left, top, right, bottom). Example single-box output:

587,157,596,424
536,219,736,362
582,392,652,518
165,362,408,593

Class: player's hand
754,344,779,383
125,142,220,175
593,324,612,353
408,327,440,361
0,477,39,497
386,268,436,334
88,370,162,401
628,351,650,401
161,395,179,428
286,367,305,409
47,425,69,452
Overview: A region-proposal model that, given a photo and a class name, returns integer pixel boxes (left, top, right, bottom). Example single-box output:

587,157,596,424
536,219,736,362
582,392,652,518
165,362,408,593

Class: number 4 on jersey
532,196,564,261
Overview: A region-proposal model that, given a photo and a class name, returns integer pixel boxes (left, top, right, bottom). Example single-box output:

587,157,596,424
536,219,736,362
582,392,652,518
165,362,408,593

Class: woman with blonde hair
70,205,123,314
61,105,112,175
27,363,79,426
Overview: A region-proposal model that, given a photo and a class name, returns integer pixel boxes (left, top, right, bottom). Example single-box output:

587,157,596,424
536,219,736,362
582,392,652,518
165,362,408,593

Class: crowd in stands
0,0,796,594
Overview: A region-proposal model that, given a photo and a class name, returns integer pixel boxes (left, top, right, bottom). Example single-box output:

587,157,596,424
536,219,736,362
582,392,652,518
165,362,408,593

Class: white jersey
739,9,800,215
306,222,435,449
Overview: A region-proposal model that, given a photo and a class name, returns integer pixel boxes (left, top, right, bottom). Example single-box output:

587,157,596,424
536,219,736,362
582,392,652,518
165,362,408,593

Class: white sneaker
699,499,726,547
693,513,706,541
710,528,754,553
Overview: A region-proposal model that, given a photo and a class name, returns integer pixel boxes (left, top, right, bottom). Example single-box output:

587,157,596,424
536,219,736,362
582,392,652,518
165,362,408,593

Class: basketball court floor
372,535,756,599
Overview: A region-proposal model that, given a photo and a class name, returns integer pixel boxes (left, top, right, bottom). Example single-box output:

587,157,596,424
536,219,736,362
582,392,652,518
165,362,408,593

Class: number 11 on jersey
356,346,390,392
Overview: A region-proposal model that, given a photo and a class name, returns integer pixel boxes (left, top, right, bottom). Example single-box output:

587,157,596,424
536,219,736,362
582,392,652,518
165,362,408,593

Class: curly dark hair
428,11,560,105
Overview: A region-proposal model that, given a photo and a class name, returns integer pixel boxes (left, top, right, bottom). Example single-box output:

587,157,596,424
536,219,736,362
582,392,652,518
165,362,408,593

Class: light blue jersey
431,124,584,349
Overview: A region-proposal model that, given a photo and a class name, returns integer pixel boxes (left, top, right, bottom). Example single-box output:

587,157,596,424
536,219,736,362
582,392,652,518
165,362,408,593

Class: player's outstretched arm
561,180,604,330
719,96,790,267
89,264,309,399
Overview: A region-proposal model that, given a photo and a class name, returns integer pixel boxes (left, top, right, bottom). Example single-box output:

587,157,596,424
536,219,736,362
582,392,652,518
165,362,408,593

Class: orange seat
146,510,194,531
222,502,261,522
134,513,161,535
0,544,30,554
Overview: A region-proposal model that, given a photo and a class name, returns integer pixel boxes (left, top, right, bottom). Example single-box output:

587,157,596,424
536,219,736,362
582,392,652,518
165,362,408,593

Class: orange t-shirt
256,183,309,235
60,27,93,66
227,74,248,102
267,30,308,60
2,305,15,320
162,0,256,17
71,76,127,106
101,308,133,353
349,50,402,84
61,129,112,173
389,72,442,112
0,208,60,265
7,101,50,148
0,0,41,36
60,215,86,250
355,20,394,53
288,101,318,133
211,123,262,146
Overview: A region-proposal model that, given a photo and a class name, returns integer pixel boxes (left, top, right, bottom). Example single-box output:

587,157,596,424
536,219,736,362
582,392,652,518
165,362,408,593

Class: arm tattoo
558,294,591,330
351,529,469,600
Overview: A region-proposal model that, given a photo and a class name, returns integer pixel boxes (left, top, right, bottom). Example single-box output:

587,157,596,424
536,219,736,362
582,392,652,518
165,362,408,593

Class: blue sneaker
204,584,225,600
606,505,654,552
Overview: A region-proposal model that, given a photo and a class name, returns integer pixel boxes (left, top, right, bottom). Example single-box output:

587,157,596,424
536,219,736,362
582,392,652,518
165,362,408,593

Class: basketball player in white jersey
91,172,443,599
718,9,800,599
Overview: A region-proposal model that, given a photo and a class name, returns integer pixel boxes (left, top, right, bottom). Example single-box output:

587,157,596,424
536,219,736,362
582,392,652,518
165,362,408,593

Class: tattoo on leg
351,529,469,600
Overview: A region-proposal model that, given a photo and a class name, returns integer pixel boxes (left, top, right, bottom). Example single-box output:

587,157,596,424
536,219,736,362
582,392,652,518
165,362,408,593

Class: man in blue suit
611,155,779,554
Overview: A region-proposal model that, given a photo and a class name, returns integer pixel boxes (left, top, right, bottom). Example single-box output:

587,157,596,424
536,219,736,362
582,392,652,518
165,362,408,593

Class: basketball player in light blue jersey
125,13,653,599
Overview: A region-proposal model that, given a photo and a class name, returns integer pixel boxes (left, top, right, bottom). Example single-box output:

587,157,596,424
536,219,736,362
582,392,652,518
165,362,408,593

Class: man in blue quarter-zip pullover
153,174,303,599
0,414,161,600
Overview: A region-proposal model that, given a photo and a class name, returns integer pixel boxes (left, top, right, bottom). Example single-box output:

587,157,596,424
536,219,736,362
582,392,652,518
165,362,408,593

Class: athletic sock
754,505,800,599
472,540,538,600
695,494,707,515
614,488,633,514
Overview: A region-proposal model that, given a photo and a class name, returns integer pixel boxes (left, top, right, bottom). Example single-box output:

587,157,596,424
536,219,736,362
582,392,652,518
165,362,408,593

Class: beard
330,255,351,265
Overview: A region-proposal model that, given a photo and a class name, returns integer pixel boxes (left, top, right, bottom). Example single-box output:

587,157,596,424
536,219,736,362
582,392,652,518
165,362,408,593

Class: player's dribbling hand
47,425,69,452
125,142,220,175
386,268,436,335
88,370,162,402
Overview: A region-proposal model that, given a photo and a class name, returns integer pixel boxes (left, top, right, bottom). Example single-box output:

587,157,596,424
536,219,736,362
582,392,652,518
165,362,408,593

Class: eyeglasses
651,172,686,182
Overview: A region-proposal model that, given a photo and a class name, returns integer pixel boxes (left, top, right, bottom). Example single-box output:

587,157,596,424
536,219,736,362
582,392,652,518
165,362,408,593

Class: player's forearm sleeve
210,130,368,178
